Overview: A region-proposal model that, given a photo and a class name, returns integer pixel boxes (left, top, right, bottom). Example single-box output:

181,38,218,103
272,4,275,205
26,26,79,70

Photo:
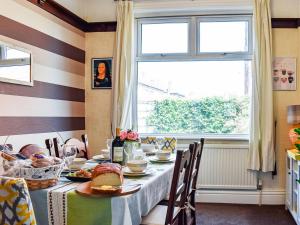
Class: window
135,16,252,137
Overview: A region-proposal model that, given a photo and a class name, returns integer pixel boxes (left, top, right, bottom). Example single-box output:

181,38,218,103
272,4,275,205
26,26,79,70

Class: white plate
143,149,158,155
92,154,109,161
123,167,154,177
149,157,174,163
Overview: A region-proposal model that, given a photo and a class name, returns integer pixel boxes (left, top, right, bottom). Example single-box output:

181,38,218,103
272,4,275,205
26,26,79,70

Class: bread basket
2,157,65,190
17,162,64,190
0,125,71,190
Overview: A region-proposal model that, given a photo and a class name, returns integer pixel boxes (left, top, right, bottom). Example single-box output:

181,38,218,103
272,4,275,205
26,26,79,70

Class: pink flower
120,129,139,141
120,130,127,141
127,132,136,141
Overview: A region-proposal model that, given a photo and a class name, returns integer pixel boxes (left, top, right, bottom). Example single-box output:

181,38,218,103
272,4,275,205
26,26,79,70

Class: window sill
139,133,249,141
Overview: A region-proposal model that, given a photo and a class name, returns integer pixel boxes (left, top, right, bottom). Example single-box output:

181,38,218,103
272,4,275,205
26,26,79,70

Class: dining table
29,159,175,225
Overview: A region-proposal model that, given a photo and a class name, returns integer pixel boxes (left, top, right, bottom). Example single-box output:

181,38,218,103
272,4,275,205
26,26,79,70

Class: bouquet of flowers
120,129,139,142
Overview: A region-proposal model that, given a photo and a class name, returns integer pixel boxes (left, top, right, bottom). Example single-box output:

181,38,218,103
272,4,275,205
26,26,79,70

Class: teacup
156,151,171,160
127,160,148,172
141,144,155,153
69,158,87,170
100,149,110,159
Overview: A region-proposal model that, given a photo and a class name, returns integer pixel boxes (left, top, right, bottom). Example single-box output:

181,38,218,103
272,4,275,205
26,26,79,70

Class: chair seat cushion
141,205,179,225
0,176,36,225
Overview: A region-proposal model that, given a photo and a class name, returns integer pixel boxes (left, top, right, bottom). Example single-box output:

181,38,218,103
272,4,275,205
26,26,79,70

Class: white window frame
134,15,253,139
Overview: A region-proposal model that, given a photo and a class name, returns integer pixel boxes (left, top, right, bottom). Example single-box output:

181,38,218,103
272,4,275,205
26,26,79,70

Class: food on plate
68,169,92,178
91,163,123,189
30,153,62,168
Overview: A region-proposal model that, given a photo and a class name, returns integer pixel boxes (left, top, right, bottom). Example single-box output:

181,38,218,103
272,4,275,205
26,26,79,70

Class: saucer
149,157,174,163
92,154,109,161
123,167,154,177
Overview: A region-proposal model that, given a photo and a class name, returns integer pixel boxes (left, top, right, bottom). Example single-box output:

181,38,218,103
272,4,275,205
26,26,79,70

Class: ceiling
55,0,117,22
54,0,300,22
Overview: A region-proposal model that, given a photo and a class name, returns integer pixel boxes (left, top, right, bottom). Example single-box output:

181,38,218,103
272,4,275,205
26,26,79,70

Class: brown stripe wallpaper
0,117,85,136
0,81,85,102
0,15,85,63
0,2,86,141
272,18,300,28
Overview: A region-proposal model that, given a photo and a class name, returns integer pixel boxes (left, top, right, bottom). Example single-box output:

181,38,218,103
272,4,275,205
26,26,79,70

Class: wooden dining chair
45,138,55,156
52,137,64,158
141,147,194,225
65,137,88,159
185,138,205,225
81,134,89,159
52,135,88,159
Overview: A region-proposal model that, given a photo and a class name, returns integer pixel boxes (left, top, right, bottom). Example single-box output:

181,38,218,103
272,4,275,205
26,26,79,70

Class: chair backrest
65,137,87,159
0,177,36,225
52,136,88,159
52,137,63,158
81,134,89,159
45,138,54,156
191,138,205,190
183,139,204,225
165,147,194,225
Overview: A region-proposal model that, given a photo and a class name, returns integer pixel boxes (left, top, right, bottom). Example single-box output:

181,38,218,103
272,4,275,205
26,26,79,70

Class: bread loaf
91,163,123,188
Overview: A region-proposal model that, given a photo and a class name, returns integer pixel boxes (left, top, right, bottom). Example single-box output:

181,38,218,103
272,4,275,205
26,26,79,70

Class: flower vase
123,141,140,163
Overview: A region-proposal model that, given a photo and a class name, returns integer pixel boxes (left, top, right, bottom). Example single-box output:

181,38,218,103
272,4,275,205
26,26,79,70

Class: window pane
138,61,251,134
0,65,30,82
199,21,248,53
6,47,29,59
141,23,188,54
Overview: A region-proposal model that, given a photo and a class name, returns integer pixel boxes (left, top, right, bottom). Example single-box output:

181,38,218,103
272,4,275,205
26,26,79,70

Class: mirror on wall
0,42,32,86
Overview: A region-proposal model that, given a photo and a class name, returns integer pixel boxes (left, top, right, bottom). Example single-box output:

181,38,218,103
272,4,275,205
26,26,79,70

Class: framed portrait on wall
92,58,112,89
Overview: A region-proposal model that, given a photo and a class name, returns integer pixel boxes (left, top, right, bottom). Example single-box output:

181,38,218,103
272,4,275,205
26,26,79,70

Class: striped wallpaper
0,0,85,151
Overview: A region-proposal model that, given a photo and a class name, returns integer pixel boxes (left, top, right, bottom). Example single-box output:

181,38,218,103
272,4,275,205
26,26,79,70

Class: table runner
29,162,174,225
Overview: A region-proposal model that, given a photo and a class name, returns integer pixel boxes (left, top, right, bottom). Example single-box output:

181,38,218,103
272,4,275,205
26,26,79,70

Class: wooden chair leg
177,210,185,225
191,191,196,225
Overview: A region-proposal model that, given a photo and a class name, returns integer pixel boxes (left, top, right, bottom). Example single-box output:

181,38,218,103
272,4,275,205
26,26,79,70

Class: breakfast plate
92,154,108,160
123,167,154,177
76,182,141,197
143,149,157,156
63,169,92,182
149,157,175,163
64,175,91,182
91,185,121,193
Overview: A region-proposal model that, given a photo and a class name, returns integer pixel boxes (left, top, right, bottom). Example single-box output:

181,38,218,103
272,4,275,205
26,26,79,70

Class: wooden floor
196,203,296,225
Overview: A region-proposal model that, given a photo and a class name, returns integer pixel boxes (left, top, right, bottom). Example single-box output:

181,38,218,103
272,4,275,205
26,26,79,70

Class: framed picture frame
273,57,297,91
91,58,113,89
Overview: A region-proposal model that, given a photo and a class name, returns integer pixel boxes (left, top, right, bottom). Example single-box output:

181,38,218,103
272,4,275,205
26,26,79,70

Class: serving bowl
126,160,148,172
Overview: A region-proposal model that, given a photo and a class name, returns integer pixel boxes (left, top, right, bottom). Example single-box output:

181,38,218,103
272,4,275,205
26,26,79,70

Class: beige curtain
248,0,275,172
112,0,134,135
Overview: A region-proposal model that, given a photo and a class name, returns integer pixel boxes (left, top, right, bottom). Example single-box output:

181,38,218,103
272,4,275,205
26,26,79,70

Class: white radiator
179,143,258,190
